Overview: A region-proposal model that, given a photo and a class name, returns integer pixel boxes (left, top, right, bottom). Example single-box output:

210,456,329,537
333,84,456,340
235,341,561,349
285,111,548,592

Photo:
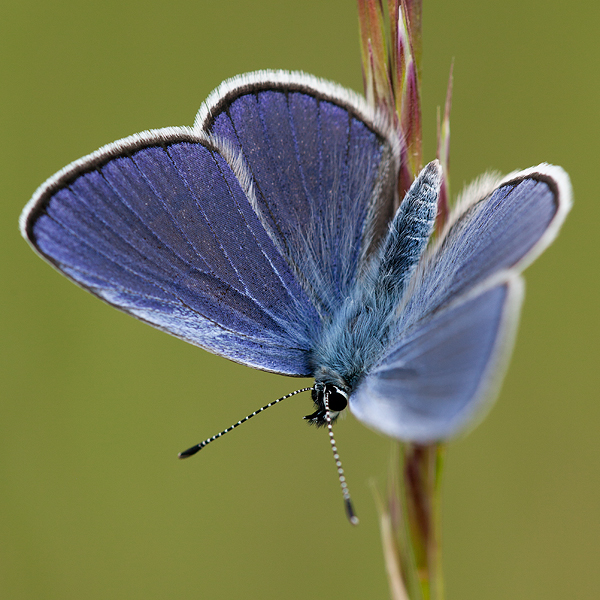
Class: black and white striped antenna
178,387,312,458
178,384,359,525
323,390,359,525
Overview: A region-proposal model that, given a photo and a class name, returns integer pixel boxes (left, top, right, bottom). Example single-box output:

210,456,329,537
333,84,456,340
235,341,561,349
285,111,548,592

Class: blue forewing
351,165,572,440
20,70,572,442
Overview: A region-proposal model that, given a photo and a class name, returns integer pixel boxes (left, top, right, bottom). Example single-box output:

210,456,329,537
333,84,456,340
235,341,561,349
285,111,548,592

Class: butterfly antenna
323,391,359,526
178,387,312,459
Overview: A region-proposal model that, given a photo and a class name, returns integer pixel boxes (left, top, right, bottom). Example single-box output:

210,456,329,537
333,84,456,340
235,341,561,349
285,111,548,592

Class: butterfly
20,70,571,502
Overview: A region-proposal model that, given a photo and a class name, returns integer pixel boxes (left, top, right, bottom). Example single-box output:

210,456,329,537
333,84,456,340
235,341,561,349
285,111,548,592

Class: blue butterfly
20,69,571,480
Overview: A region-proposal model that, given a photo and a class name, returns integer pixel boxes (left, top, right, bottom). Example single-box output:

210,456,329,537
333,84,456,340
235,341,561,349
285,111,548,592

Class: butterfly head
304,381,349,427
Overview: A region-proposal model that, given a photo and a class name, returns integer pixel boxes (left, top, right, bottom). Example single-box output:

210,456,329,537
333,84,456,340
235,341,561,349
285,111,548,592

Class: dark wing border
20,126,318,375
195,70,401,274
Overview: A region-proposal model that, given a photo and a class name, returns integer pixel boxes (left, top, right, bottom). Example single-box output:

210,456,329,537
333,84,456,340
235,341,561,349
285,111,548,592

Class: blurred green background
1,1,598,598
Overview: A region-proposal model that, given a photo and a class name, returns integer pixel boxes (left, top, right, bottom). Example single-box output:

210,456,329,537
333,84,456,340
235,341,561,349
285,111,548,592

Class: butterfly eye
325,385,349,412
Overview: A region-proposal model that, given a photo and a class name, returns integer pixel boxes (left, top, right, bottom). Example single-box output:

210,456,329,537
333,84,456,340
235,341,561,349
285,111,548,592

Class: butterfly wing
21,74,399,377
21,129,322,375
399,164,572,329
197,71,400,320
351,273,523,441
350,165,572,440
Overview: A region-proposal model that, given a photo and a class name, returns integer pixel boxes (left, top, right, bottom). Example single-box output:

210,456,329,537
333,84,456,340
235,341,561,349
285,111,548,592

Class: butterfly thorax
307,162,442,425
310,283,398,389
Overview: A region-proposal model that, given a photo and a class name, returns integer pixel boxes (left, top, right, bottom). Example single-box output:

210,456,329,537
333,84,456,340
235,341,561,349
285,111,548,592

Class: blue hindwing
349,166,571,440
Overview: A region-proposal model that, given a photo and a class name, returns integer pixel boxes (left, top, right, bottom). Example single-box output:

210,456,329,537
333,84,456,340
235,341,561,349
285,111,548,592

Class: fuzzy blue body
310,162,441,396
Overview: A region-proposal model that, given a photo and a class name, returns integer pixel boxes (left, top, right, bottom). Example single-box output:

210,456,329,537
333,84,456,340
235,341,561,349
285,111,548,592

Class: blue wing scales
349,166,571,441
22,130,321,375
22,72,400,377
399,166,571,330
198,71,399,319
350,274,523,441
